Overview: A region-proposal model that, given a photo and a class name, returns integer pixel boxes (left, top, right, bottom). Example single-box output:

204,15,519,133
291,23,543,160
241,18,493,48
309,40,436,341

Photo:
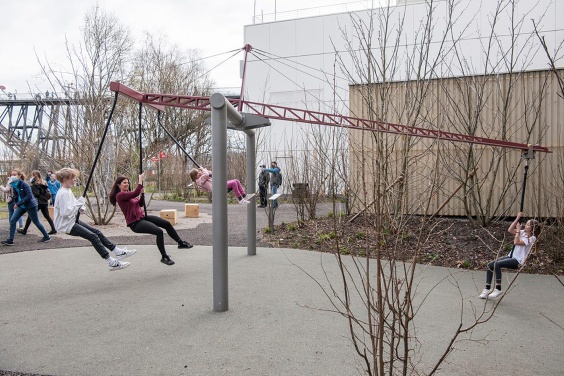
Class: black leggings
23,203,55,232
129,215,181,257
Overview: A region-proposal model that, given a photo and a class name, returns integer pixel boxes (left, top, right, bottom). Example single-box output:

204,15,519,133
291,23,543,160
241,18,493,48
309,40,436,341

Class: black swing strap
156,110,231,193
509,154,531,258
156,111,201,169
138,102,148,217
76,91,119,223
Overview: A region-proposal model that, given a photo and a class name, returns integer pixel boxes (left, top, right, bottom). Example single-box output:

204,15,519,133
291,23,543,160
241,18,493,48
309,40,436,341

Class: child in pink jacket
189,167,253,204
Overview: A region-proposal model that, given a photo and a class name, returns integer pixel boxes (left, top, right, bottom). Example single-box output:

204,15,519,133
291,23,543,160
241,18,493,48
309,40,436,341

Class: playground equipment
107,78,550,312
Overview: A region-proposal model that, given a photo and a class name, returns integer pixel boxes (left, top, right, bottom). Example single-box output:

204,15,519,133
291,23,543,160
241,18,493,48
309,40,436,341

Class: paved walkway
1,244,563,375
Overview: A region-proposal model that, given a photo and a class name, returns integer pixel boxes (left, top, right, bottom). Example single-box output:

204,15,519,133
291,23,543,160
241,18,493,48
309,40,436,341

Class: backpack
40,184,51,201
272,169,282,187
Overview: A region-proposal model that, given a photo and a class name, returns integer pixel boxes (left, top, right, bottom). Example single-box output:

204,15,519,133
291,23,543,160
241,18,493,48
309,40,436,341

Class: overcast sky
0,0,376,97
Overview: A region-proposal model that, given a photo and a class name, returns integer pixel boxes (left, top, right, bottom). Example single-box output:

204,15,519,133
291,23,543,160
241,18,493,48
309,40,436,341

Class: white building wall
243,0,562,188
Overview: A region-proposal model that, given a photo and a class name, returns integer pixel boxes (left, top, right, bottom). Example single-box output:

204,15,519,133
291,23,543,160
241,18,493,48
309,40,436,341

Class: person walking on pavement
18,170,57,235
1,170,24,230
1,170,51,245
258,164,269,208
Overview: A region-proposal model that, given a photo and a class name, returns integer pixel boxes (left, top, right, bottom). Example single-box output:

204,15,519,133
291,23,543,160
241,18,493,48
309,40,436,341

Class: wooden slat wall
349,70,563,218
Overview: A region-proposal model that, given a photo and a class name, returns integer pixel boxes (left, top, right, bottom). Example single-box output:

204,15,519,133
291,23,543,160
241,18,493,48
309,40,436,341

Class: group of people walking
1,169,60,246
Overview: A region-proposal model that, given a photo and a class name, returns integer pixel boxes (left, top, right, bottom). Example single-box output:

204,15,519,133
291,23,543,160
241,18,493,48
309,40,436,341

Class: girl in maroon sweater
109,173,193,266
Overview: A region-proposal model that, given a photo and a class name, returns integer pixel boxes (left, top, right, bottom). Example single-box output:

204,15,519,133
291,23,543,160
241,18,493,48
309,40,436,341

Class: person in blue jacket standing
265,161,281,208
1,170,51,245
47,172,61,205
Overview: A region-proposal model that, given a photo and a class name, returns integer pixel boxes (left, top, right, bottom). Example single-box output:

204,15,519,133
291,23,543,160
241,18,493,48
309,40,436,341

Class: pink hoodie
195,168,213,192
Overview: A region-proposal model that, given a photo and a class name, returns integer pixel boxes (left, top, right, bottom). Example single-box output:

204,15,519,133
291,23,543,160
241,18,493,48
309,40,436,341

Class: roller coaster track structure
0,98,87,170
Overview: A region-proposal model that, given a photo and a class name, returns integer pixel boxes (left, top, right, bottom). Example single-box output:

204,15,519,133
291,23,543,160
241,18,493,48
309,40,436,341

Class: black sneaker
161,256,175,266
39,236,51,243
48,230,57,235
1,239,14,246
17,229,27,235
178,240,193,249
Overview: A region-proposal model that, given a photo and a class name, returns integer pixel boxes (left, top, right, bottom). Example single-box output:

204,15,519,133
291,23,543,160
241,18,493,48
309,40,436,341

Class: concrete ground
0,202,563,375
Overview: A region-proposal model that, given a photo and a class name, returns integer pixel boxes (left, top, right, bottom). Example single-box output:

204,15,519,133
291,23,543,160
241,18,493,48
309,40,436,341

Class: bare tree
128,33,214,198
438,0,552,226
38,5,133,224
531,20,564,272
315,0,546,373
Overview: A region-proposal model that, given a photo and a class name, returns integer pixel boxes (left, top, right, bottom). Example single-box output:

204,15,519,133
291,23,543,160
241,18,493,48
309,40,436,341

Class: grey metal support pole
246,131,256,256
208,92,268,311
221,96,258,257
210,93,229,312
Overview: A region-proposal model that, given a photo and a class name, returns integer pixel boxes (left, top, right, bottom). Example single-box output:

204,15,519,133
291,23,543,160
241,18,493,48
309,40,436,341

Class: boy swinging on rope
54,168,136,271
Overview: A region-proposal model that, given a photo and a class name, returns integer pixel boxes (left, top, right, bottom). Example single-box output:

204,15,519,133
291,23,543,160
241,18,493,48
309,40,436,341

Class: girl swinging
189,167,254,204
109,173,193,266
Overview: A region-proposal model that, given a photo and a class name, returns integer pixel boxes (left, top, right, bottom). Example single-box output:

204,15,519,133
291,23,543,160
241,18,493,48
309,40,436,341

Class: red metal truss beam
109,82,166,111
109,81,550,153
240,101,551,153
110,81,233,112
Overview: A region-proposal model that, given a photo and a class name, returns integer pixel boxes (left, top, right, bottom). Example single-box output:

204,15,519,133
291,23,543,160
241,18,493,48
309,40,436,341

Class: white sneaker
114,247,137,260
109,260,130,271
488,289,503,299
478,288,491,299
239,199,250,205
245,193,256,200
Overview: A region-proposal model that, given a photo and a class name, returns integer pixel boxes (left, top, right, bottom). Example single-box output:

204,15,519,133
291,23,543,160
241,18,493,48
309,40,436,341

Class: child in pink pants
189,167,254,204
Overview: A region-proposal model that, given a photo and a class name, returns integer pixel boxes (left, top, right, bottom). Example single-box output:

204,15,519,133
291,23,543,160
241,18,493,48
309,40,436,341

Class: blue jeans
69,220,115,259
270,184,279,208
9,206,49,241
486,256,520,286
23,203,55,233
7,201,24,228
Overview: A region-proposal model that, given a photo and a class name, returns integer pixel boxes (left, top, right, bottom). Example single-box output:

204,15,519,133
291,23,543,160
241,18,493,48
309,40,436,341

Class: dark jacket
258,169,270,187
31,182,51,206
12,179,38,209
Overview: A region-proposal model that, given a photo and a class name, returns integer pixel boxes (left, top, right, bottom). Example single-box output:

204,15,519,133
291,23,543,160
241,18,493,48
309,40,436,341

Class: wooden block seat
184,204,199,218
160,209,177,225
